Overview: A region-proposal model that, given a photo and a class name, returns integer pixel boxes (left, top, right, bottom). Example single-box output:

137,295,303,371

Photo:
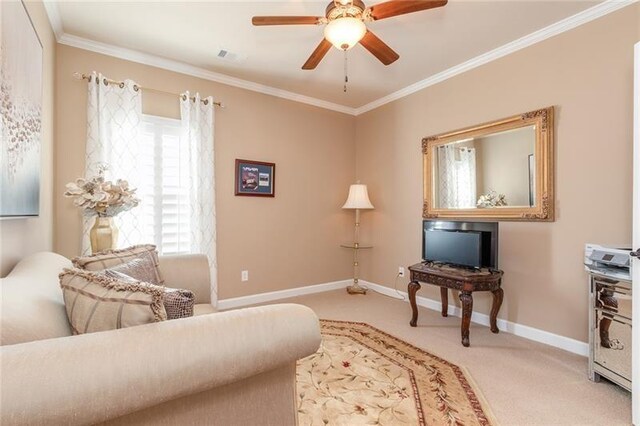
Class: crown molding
43,0,636,117
43,1,357,115
354,0,638,115
57,33,358,115
42,0,63,41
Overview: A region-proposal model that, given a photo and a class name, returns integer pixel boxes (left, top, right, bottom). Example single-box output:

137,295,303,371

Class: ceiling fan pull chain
343,49,348,93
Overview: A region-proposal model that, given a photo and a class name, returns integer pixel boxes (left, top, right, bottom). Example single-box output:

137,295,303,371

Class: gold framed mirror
422,107,554,221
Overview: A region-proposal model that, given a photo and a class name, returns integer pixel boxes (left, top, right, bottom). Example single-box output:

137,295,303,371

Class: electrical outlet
241,270,249,282
398,267,405,278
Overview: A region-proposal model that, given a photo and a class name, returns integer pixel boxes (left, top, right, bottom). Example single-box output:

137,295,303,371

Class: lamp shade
342,184,374,209
323,17,366,51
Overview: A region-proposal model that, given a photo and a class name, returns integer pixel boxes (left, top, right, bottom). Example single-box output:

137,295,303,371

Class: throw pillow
72,244,164,285
59,268,167,335
102,257,162,287
162,288,195,320
102,268,195,320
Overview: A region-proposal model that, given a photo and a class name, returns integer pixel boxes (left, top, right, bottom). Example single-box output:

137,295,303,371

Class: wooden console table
408,262,504,347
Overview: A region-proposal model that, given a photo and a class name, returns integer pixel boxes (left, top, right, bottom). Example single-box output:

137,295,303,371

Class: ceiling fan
252,0,448,70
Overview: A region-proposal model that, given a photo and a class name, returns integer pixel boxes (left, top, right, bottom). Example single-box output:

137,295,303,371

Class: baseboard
361,280,589,357
217,278,588,357
217,279,350,310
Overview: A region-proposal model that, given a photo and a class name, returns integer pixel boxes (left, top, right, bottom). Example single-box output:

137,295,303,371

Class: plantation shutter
138,115,192,254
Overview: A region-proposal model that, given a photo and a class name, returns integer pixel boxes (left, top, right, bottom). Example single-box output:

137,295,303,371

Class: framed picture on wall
0,1,43,218
235,159,275,197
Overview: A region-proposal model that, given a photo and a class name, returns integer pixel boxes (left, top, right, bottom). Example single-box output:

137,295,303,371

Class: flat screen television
423,220,498,269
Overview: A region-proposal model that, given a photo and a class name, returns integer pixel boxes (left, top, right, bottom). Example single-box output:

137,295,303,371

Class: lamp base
346,283,367,295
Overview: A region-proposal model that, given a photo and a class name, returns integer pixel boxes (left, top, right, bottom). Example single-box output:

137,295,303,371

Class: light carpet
297,320,495,425
257,290,631,425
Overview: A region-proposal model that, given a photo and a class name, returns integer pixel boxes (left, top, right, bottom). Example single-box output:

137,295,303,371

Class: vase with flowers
64,164,140,253
476,190,508,208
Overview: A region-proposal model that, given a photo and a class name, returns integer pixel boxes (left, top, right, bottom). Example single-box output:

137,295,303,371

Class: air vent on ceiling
214,48,246,63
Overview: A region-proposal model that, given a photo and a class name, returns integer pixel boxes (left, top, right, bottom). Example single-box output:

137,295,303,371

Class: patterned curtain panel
180,92,217,306
437,145,477,209
83,72,143,254
456,148,477,208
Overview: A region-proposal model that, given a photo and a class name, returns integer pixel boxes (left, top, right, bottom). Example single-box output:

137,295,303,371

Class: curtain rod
72,72,224,108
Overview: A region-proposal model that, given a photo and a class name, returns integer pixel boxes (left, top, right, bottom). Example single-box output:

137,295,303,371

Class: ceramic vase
90,216,119,254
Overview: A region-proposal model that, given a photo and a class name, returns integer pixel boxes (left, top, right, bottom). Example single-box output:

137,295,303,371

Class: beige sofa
0,252,321,425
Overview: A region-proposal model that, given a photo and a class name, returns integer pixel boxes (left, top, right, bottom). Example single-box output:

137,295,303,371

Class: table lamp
342,183,374,294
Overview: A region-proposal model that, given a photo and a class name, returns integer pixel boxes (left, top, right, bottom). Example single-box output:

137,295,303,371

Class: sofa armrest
158,254,211,304
0,304,320,426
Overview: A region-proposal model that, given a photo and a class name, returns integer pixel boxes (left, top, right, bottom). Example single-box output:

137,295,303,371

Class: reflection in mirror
433,125,536,209
423,106,553,221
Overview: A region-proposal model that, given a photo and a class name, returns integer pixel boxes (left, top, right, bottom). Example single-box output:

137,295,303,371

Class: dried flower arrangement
476,191,507,208
64,164,140,217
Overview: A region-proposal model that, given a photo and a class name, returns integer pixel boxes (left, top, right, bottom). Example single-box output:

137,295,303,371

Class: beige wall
476,127,535,207
5,1,638,342
54,45,355,299
0,1,56,277
355,5,640,342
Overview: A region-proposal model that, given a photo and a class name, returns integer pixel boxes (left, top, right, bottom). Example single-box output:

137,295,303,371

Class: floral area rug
296,320,495,426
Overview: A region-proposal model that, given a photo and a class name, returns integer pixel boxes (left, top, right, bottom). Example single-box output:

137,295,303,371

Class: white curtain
438,145,477,209
83,72,143,254
180,92,217,306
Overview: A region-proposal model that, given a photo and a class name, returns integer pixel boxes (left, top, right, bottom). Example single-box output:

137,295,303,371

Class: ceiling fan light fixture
323,17,366,51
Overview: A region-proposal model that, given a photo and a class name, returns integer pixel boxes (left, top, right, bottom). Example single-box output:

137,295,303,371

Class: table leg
408,281,421,327
490,288,504,334
459,291,473,347
440,287,448,317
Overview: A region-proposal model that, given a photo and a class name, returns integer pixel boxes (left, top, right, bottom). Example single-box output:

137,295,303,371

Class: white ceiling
53,0,602,109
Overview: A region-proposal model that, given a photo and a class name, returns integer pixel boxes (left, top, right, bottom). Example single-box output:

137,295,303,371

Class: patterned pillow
72,244,164,285
102,269,195,320
162,288,195,320
59,268,167,335
101,257,162,287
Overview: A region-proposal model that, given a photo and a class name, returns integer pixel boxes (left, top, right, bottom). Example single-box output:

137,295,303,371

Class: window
137,115,191,255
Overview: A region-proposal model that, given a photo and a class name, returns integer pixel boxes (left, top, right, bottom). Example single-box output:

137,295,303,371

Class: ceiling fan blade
252,16,322,26
302,39,333,70
368,0,447,21
359,30,399,65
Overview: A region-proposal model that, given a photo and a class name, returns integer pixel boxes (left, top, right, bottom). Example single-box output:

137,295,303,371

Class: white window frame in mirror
422,106,555,222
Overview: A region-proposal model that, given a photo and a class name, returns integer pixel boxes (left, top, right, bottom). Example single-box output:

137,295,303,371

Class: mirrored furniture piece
408,262,504,347
585,244,632,392
422,107,554,221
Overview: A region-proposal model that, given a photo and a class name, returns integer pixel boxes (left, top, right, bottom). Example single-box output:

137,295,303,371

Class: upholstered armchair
1,252,321,425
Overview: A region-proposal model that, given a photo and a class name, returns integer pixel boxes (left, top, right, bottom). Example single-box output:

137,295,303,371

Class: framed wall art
235,159,275,197
0,1,43,218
